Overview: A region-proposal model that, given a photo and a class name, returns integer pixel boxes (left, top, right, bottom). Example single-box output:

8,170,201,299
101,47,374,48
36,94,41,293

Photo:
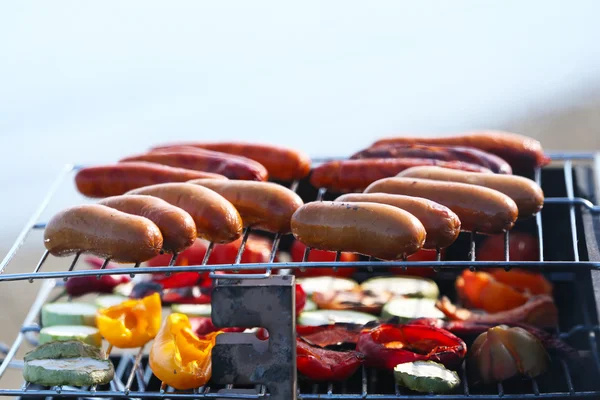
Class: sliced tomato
291,240,358,278
478,232,539,262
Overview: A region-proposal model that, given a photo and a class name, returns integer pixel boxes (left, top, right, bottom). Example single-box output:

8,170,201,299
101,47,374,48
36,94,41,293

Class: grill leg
211,275,297,400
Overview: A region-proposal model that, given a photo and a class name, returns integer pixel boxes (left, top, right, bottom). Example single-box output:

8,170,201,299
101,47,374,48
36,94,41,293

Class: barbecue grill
0,152,599,400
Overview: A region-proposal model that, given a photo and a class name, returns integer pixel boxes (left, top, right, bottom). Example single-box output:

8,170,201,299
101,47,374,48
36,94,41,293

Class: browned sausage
372,131,550,169
364,177,518,234
334,193,460,249
351,144,512,174
188,179,304,234
44,204,163,263
98,195,197,253
126,183,243,243
121,149,268,181
310,158,492,192
75,162,227,198
397,166,544,219
152,142,311,181
290,201,426,260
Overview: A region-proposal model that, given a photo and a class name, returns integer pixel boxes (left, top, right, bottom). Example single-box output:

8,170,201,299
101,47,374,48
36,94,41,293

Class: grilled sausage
397,166,544,218
364,178,518,234
121,149,268,181
126,183,243,243
372,131,550,169
290,201,426,260
153,142,311,181
44,204,163,263
98,195,197,253
188,179,303,234
351,144,512,174
309,158,492,192
335,193,460,249
75,162,227,198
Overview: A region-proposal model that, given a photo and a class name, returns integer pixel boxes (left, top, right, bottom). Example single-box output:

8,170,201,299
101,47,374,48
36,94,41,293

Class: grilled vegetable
356,323,467,370
469,325,550,384
191,317,245,337
65,257,131,297
381,298,446,322
394,361,460,393
23,340,114,387
296,277,358,296
149,313,220,390
360,277,439,299
41,302,97,327
95,295,128,309
39,326,102,347
96,293,161,348
298,310,377,327
312,289,392,314
297,338,365,381
436,296,558,330
290,239,358,278
297,323,362,347
304,298,317,312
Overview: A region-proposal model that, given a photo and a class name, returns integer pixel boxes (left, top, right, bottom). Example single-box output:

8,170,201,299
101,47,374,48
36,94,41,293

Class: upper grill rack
0,152,599,399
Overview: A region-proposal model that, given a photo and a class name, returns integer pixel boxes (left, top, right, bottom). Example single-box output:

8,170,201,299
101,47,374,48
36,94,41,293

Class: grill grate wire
0,153,598,399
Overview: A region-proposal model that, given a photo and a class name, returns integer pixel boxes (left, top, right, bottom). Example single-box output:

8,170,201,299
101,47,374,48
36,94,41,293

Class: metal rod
317,188,327,201
62,252,81,281
289,180,300,192
234,228,251,264
29,250,49,282
564,161,580,262
0,164,75,274
360,365,368,397
124,346,146,395
534,167,545,262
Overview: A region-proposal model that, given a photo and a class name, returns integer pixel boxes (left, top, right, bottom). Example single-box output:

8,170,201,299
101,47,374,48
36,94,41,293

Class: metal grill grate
0,152,599,399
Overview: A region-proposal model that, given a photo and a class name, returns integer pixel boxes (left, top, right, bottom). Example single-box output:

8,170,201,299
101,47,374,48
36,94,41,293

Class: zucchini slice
298,309,376,326
297,277,358,296
381,298,446,322
304,298,317,312
171,303,212,317
41,302,98,327
39,326,102,347
95,295,127,309
360,277,439,299
394,361,460,393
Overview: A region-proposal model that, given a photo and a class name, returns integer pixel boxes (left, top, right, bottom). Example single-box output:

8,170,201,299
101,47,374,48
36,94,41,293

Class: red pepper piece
161,287,212,305
356,323,466,370
66,257,130,297
297,339,364,381
151,272,205,289
296,284,307,316
297,324,362,348
190,317,245,337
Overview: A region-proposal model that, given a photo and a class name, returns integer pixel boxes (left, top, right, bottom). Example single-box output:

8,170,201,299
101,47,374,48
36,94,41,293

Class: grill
0,152,599,399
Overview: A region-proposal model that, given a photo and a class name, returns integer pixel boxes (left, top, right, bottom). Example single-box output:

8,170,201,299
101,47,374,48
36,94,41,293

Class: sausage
126,183,243,243
290,201,426,260
98,195,197,253
335,193,460,249
364,177,518,234
121,149,268,181
351,144,512,174
44,204,163,263
75,162,227,198
372,131,550,169
188,179,304,234
397,166,544,218
309,158,492,192
152,142,311,181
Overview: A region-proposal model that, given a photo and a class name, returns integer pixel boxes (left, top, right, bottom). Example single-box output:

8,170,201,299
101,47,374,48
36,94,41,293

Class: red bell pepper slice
296,339,364,381
356,323,466,370
297,324,362,348
296,284,307,316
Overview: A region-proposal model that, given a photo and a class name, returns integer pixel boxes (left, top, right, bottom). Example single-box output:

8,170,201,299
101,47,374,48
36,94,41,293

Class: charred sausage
188,179,303,234
121,149,268,181
152,142,311,181
372,131,550,169
397,166,544,218
126,183,243,243
75,162,226,198
335,193,460,249
364,177,518,234
351,144,512,174
98,195,197,253
290,201,426,260
44,204,163,263
309,158,492,192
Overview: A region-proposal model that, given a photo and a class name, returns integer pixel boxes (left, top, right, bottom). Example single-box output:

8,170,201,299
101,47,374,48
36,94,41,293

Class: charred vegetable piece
381,298,446,322
298,310,377,327
312,289,392,314
65,257,131,297
296,277,358,296
23,340,114,387
356,323,467,370
394,361,460,393
360,276,439,299
297,338,365,381
41,302,98,327
297,323,363,347
469,325,550,384
95,295,128,309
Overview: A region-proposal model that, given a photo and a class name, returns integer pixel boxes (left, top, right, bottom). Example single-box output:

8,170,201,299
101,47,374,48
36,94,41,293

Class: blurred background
0,0,599,386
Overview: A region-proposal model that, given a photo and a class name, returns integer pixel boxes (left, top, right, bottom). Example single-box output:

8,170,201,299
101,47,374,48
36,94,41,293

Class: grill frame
0,152,599,399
